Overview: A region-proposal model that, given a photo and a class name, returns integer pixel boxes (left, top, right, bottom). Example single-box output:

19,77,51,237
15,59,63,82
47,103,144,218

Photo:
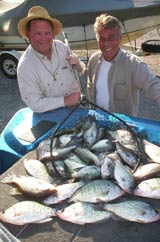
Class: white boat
0,0,160,50
0,0,160,79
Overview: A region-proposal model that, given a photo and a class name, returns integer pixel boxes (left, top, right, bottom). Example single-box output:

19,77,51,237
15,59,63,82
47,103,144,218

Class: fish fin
96,198,106,203
64,178,76,184
111,214,127,221
34,218,53,223
56,212,85,225
1,174,16,183
10,187,22,195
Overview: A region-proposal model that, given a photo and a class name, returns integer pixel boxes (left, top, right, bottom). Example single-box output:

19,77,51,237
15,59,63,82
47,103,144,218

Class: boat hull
0,0,160,50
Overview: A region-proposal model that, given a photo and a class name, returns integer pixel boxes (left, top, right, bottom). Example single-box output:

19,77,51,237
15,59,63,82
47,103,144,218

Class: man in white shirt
17,6,86,113
87,13,160,116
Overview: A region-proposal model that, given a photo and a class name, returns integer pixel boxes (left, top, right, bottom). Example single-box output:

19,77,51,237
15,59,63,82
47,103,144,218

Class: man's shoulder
90,50,101,58
89,50,101,64
120,48,141,60
18,45,34,69
54,39,65,47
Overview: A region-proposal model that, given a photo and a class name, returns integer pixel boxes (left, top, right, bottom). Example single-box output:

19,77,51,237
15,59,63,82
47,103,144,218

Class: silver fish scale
133,163,160,181
56,202,111,225
113,159,135,193
115,142,138,168
43,181,85,204
104,200,160,223
108,129,140,155
133,177,160,199
82,116,98,146
1,175,57,197
142,139,160,163
70,179,124,203
23,159,54,183
71,165,101,179
0,201,56,225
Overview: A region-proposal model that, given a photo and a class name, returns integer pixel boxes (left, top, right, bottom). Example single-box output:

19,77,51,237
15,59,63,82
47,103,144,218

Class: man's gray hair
94,13,122,37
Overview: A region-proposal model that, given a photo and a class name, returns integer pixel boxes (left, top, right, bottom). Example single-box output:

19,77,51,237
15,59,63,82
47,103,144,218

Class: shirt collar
31,45,53,60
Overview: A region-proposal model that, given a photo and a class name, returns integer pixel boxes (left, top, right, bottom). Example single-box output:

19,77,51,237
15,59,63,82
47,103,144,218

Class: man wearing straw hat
17,6,86,113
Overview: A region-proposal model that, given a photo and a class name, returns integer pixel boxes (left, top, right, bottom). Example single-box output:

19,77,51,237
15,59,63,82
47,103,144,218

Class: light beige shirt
87,49,160,116
17,40,85,113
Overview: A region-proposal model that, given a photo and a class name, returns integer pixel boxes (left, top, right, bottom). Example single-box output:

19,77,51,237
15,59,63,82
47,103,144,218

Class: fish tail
1,174,16,184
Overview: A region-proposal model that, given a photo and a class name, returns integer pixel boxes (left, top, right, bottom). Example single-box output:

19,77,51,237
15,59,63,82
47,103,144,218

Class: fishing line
70,225,84,242
50,94,144,176
82,98,145,171
15,224,28,238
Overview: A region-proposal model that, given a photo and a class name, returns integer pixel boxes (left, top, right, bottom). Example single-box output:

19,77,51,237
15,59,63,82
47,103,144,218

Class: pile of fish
0,115,160,225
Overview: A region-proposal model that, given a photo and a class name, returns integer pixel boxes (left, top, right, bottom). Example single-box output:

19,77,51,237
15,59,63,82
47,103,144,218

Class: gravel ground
0,69,160,133
0,71,25,132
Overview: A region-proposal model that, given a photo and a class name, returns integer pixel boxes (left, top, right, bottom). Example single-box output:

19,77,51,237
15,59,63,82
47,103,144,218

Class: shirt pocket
114,83,128,100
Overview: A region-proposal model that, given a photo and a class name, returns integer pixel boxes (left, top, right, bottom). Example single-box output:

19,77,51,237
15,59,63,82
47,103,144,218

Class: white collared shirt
17,40,85,113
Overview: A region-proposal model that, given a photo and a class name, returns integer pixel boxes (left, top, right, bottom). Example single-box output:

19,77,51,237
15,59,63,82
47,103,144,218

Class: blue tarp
0,106,160,174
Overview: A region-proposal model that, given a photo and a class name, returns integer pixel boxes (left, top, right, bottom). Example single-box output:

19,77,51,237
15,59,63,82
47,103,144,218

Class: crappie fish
51,145,76,159
69,179,125,203
1,175,57,197
57,133,77,147
23,159,55,184
100,156,115,179
38,146,77,175
36,136,76,161
57,133,82,147
56,202,111,225
90,139,114,153
116,142,138,168
71,165,101,179
74,147,100,166
82,115,98,147
64,157,86,174
133,177,160,199
43,181,85,204
0,201,56,225
53,160,67,177
104,200,160,223
108,129,140,155
44,160,66,180
113,159,135,193
36,137,57,161
133,163,160,181
142,139,160,163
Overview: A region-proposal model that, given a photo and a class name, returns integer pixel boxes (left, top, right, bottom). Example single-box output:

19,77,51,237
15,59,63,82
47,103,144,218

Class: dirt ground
1,29,160,133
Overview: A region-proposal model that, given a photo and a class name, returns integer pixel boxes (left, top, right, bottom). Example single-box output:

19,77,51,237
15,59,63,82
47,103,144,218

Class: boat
1,106,160,174
1,0,160,79
0,0,160,50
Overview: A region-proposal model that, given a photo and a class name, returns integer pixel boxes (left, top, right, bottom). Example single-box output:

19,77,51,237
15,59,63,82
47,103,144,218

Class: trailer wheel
141,39,160,53
0,54,18,79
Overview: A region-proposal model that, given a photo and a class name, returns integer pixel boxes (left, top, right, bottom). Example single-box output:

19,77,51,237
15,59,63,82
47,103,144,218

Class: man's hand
66,53,82,72
64,92,80,107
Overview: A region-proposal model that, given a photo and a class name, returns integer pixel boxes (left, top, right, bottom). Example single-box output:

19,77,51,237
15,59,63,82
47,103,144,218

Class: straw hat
18,6,62,39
